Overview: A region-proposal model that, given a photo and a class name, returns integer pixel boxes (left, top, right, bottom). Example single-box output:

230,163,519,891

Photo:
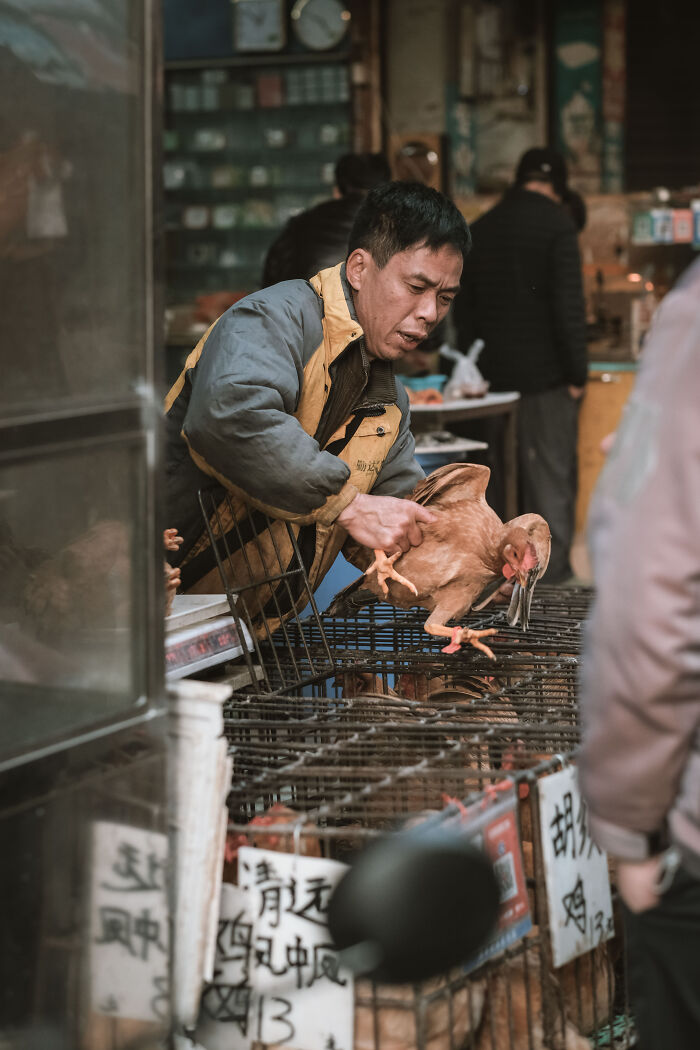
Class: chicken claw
365,549,418,598
425,623,498,660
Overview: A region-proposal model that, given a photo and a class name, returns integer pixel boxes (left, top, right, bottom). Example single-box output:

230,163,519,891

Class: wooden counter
576,362,637,534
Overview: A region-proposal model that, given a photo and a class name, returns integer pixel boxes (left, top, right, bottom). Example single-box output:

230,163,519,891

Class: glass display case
163,57,352,345
0,2,169,1045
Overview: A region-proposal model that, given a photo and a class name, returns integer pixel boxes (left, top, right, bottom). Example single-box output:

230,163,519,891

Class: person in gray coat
579,259,700,1049
165,182,469,601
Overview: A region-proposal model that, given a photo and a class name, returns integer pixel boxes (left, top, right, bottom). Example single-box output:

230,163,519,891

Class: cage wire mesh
196,495,633,1047
215,598,633,1046
197,486,338,692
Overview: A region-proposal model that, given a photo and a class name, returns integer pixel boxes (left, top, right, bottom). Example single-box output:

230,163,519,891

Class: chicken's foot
365,549,418,597
424,622,498,660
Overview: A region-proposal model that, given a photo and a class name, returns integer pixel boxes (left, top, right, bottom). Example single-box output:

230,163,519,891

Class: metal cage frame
194,493,634,1047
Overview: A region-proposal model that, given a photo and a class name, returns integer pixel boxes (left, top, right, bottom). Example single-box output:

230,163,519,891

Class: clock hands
310,12,334,36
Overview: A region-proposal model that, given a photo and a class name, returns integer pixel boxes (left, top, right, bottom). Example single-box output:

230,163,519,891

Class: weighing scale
165,594,256,681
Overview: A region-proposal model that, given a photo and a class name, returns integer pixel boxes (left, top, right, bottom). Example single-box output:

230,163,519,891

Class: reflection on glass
0,1,148,417
0,442,146,759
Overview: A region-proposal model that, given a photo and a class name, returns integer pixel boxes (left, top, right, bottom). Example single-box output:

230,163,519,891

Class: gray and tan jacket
164,263,422,622
579,259,700,878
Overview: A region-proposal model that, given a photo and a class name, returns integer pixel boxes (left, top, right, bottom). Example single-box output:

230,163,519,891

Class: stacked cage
195,488,634,1049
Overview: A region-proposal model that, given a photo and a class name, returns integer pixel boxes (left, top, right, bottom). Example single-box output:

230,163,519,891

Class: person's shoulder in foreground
579,257,700,875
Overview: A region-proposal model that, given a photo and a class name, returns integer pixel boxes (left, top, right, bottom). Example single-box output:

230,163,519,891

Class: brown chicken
330,463,551,659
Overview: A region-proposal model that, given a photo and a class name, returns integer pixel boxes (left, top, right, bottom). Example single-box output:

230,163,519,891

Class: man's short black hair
335,152,391,197
348,181,471,268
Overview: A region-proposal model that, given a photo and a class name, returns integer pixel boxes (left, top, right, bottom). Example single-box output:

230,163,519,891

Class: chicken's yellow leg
365,550,418,597
424,621,498,660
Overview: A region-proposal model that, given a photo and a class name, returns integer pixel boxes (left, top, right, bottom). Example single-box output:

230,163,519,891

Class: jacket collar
309,262,362,364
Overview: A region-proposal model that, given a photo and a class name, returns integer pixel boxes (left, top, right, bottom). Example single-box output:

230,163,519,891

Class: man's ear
345,248,371,292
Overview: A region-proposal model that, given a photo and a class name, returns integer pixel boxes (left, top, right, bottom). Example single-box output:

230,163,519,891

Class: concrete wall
385,0,449,136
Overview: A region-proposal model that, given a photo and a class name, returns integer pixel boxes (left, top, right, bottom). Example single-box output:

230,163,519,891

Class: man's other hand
568,384,586,400
617,856,662,914
336,493,437,554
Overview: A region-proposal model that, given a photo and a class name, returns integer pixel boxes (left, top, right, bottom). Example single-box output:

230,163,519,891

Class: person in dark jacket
261,152,391,288
454,147,587,583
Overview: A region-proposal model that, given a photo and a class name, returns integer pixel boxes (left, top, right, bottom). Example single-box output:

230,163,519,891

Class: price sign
456,786,532,973
197,851,353,1050
89,822,169,1022
538,765,614,967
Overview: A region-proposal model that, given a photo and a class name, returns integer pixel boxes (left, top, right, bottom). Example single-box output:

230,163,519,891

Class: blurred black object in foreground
328,827,499,984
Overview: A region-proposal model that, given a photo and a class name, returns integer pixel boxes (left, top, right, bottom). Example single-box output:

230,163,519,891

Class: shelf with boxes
164,58,352,322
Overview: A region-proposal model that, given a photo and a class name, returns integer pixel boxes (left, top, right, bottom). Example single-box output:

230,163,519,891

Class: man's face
345,242,463,362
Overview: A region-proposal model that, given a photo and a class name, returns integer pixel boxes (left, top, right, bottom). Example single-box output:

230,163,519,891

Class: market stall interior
6,0,700,1046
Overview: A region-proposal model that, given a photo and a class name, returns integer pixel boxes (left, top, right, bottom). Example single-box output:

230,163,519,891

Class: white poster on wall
538,764,614,968
198,849,353,1050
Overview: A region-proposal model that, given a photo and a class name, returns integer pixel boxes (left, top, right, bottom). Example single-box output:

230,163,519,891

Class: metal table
409,391,520,520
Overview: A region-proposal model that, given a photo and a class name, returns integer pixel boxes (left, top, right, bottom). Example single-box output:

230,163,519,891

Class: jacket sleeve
578,275,700,860
371,381,425,497
182,285,358,525
549,225,588,387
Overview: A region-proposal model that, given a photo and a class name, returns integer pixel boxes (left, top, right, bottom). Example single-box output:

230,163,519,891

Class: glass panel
0,1,150,418
0,440,147,760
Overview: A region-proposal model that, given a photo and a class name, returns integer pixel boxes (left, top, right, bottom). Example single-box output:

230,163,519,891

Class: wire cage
216,615,635,1045
218,685,633,1050
195,494,634,1048
195,485,337,693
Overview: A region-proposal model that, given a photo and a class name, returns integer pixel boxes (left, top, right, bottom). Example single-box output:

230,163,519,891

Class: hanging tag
26,174,68,239
538,765,614,967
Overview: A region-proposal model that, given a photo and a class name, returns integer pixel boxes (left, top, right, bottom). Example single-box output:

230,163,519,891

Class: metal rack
196,491,633,1048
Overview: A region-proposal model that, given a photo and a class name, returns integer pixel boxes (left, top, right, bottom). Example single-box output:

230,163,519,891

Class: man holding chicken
165,181,469,605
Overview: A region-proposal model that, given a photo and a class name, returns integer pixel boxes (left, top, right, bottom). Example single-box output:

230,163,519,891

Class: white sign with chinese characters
89,822,170,1021
197,849,353,1050
538,765,614,967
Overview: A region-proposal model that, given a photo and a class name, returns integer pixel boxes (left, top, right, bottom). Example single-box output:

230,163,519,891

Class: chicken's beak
506,565,540,630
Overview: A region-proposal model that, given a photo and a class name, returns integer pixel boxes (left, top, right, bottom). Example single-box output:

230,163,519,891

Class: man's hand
336,493,437,554
600,430,616,455
568,384,586,400
616,856,662,914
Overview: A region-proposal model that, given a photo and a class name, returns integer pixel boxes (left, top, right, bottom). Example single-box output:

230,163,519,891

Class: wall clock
233,0,286,53
291,0,350,52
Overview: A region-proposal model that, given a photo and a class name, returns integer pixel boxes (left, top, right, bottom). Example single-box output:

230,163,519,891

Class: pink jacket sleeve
578,261,700,869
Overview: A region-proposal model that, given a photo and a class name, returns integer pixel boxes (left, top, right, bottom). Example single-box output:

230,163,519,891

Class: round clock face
291,0,350,51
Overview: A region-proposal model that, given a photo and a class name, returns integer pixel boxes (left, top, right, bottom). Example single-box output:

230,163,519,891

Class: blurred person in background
579,259,700,1049
561,186,587,233
453,147,587,583
261,151,391,287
